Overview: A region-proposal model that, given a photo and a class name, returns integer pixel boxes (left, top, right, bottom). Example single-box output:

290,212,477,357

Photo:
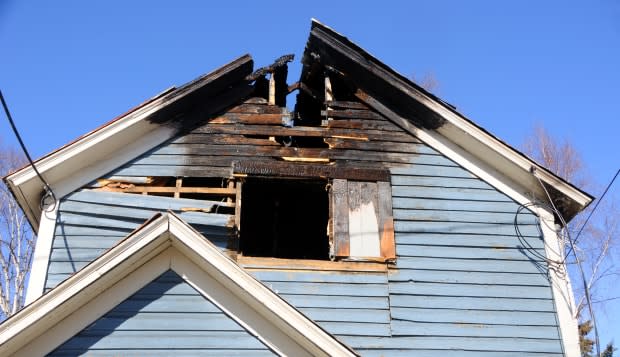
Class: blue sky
1,0,619,347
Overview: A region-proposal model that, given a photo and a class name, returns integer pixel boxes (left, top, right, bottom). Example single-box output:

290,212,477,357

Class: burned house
0,20,591,356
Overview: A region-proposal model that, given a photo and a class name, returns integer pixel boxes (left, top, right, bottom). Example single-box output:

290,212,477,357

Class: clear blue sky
1,0,618,347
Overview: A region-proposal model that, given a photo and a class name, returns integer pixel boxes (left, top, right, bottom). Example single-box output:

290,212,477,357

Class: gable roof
0,212,357,357
302,19,592,221
4,20,592,230
3,55,254,231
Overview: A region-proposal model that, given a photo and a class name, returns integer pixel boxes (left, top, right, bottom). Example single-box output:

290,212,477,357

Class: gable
49,270,277,356
0,213,356,357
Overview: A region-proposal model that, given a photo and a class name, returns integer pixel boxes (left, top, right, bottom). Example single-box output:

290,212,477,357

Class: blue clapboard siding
249,268,391,338
384,162,563,356
48,270,276,356
41,102,566,356
45,190,234,290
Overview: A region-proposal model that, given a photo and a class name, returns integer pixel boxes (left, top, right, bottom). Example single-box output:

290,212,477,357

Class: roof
3,55,254,231
4,20,592,229
301,19,592,221
0,212,357,356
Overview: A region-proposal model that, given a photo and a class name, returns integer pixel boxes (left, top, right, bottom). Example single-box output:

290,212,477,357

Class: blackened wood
326,119,402,132
320,109,384,120
193,123,418,142
233,161,390,181
377,181,396,260
228,103,284,114
332,179,350,257
325,100,369,110
209,113,284,125
308,26,446,129
146,55,253,125
173,133,281,146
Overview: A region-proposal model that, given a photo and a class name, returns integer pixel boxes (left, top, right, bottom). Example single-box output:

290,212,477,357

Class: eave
302,19,592,222
3,55,254,231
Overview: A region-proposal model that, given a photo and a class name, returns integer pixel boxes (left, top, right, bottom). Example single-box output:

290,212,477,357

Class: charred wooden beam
245,54,294,81
304,25,446,129
147,55,253,126
233,161,390,181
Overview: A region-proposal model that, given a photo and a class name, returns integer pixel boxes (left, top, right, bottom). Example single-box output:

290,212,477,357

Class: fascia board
308,19,592,218
0,213,357,357
5,54,253,231
0,213,172,356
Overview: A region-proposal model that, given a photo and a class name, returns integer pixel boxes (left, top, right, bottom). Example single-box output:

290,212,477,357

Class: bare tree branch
0,140,34,321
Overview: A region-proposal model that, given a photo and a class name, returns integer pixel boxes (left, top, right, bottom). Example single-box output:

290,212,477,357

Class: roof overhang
3,55,254,231
302,19,593,222
0,212,357,356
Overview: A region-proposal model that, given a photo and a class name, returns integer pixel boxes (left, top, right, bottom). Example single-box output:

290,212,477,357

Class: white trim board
3,54,253,231
0,212,357,357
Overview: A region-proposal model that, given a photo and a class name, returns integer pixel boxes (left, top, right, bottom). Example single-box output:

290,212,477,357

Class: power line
564,168,620,261
0,89,57,211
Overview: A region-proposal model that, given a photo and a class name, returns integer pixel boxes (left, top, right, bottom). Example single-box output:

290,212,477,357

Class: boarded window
330,179,395,262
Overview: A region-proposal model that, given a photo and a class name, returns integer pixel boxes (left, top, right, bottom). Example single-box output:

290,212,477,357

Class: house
1,20,592,356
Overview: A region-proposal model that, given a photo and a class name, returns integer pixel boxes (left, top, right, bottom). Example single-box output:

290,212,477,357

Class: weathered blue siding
46,190,233,290
42,98,564,356
48,270,276,356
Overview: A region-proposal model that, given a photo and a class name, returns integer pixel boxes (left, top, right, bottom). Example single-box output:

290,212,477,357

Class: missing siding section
93,176,236,214
239,178,329,260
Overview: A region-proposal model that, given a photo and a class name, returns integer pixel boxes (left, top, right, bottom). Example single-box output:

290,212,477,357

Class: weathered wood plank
233,161,390,181
391,307,558,326
324,138,431,154
332,178,350,257
265,281,387,297
339,335,562,353
389,281,553,299
389,294,556,312
394,232,545,250
394,221,542,237
299,307,389,324
391,174,490,189
325,100,369,110
281,294,389,310
55,331,270,350
393,208,538,225
66,190,226,211
391,320,560,339
111,165,232,178
392,197,525,213
392,185,512,202
389,268,549,286
377,181,395,260
85,312,244,331
209,113,285,125
390,165,474,178
395,256,549,274
172,133,281,146
250,270,387,284
396,245,546,261
321,108,385,120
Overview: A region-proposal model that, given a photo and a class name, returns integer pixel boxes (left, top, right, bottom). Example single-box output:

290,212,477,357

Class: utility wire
564,168,620,262
532,170,601,357
0,89,57,211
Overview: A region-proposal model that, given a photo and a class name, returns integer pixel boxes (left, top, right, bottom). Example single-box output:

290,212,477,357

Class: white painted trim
0,213,356,357
4,55,252,231
538,210,580,357
24,203,58,305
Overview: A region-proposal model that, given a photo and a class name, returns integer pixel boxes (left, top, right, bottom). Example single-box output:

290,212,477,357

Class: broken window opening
239,178,330,260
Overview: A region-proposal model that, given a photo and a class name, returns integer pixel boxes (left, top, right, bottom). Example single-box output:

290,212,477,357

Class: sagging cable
0,90,57,212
